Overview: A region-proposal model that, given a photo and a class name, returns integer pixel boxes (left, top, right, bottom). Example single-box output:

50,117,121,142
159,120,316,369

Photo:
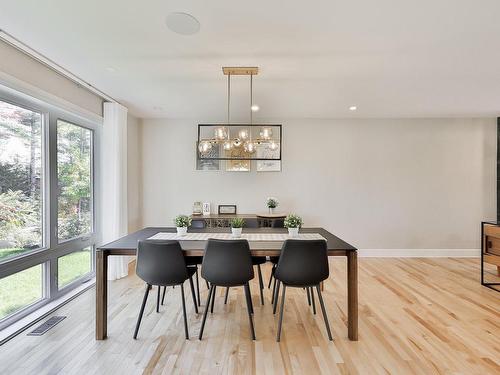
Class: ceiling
1,0,500,119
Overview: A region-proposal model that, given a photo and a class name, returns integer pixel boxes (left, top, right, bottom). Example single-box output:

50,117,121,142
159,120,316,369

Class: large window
0,88,99,330
0,101,43,261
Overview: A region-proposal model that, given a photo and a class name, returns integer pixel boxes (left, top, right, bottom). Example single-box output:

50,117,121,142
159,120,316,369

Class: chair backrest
136,240,189,286
275,240,329,286
201,239,254,286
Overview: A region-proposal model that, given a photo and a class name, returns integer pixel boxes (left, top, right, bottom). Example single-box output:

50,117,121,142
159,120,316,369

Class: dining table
95,227,359,341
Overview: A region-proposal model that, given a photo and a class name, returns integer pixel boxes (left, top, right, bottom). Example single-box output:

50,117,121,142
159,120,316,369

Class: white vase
231,227,242,237
288,227,299,237
269,207,274,214
177,226,188,236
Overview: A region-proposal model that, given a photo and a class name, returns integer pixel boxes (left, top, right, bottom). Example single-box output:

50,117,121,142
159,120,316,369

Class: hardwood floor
1,258,499,375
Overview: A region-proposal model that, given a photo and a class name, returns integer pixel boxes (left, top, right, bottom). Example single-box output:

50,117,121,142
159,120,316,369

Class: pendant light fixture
243,73,256,154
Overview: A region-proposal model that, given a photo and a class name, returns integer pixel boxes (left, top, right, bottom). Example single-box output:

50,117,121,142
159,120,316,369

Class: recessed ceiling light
251,104,260,112
166,12,200,35
349,106,357,111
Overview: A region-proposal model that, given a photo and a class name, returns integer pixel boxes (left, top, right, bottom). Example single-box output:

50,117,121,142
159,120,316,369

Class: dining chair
133,240,198,340
273,239,333,342
199,239,256,340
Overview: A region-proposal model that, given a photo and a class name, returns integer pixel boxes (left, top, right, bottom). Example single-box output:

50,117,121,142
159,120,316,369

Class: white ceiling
1,0,500,119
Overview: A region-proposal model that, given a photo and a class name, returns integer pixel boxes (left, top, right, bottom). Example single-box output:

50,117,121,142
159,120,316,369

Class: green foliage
231,217,245,228
266,197,279,208
174,215,192,227
284,214,303,228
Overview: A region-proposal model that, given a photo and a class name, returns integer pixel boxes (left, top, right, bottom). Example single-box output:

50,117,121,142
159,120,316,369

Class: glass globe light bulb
198,141,212,154
244,141,256,154
238,129,249,140
260,127,273,140
233,138,242,147
214,127,227,140
223,140,232,150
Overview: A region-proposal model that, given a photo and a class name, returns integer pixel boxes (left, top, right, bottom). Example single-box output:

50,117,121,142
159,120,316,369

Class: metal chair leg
247,282,254,314
315,284,333,341
180,283,189,339
310,287,316,315
133,284,150,339
273,280,281,314
224,287,230,304
257,265,265,305
156,285,161,312
195,267,201,306
188,276,198,314
277,285,287,342
268,264,276,288
161,286,167,305
244,283,256,340
199,284,214,340
205,279,210,289
271,277,277,305
306,287,311,306
210,285,217,313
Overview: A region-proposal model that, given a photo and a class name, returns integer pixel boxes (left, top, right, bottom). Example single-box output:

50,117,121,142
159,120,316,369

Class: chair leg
257,265,265,305
310,287,316,315
195,267,201,306
247,282,254,314
271,277,277,305
161,286,167,305
224,287,230,304
268,264,276,288
277,285,287,342
244,283,256,340
156,285,161,313
315,284,333,341
306,287,311,306
133,284,150,339
210,285,217,313
188,276,198,314
205,279,210,289
273,280,281,314
180,283,189,339
199,284,214,340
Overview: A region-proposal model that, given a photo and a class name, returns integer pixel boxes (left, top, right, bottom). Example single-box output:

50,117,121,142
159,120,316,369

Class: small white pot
231,227,243,237
177,226,188,236
288,227,299,237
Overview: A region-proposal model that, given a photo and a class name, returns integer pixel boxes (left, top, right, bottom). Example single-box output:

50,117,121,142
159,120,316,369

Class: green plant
231,217,245,228
284,214,303,228
266,197,279,208
174,215,191,227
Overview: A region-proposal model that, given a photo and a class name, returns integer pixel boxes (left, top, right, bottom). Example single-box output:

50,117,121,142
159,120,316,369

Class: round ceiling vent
165,12,200,35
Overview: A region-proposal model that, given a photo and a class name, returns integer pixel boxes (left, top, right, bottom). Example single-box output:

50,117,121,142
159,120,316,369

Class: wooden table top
98,227,357,252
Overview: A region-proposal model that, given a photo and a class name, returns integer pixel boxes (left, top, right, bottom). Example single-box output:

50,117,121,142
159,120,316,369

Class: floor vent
27,316,66,336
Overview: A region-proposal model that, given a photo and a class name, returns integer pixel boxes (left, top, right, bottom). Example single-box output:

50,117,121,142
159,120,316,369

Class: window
58,247,92,289
0,264,43,321
0,88,99,329
57,120,92,241
0,101,43,261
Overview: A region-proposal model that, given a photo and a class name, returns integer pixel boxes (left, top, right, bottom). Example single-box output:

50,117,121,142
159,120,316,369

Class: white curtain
101,102,130,280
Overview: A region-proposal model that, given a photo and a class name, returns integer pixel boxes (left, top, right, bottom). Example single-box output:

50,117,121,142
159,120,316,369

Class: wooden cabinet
481,222,500,291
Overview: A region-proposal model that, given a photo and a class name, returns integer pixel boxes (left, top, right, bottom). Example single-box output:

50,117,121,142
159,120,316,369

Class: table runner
148,232,326,241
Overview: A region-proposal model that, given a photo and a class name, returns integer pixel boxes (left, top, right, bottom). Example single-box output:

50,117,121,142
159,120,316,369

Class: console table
191,213,287,228
481,221,500,292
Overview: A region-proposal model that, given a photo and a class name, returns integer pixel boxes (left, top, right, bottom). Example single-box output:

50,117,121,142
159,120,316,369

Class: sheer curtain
101,102,130,280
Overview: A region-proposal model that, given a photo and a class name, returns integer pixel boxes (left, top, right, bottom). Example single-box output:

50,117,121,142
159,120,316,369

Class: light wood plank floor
1,258,499,375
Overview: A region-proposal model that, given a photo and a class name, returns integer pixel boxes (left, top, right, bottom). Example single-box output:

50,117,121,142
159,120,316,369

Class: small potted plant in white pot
266,197,279,214
174,215,191,236
231,217,245,238
284,214,303,237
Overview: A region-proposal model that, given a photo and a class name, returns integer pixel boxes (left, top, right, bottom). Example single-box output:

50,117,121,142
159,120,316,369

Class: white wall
139,118,496,251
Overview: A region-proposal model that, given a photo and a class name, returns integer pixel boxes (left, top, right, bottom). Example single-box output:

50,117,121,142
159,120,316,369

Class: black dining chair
133,240,198,340
273,239,333,342
199,239,256,340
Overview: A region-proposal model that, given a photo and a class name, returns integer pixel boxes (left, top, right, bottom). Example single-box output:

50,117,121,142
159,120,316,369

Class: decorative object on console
192,201,203,215
230,217,245,237
202,202,211,216
284,214,303,237
174,215,192,236
266,197,279,214
218,204,237,215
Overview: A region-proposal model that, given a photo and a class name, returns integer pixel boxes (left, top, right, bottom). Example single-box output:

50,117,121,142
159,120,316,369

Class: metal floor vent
27,316,66,336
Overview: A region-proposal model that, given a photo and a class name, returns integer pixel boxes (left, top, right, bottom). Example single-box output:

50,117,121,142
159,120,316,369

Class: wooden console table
191,213,287,228
481,221,500,291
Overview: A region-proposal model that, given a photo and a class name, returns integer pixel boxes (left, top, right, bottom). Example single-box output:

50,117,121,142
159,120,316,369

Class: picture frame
196,142,220,171
218,204,237,215
202,202,211,216
256,144,281,172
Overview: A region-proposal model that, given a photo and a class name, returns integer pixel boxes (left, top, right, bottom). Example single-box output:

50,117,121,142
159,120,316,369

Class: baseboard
358,248,480,257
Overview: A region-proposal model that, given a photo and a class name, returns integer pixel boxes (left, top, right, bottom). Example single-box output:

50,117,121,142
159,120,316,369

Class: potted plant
174,215,192,236
266,197,279,214
284,214,303,237
230,217,245,237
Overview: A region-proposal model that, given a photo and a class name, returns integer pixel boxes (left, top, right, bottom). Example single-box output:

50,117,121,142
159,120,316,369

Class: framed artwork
225,147,251,172
202,202,211,216
196,142,220,170
218,205,237,214
256,144,281,172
